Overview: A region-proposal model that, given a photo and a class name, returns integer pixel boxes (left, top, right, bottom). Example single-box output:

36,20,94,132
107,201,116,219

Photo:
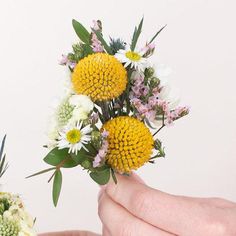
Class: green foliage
109,38,126,54
130,17,144,51
52,169,62,207
148,24,167,44
0,198,10,215
72,19,91,44
68,43,93,63
0,135,9,179
43,147,83,168
90,167,110,185
150,139,165,161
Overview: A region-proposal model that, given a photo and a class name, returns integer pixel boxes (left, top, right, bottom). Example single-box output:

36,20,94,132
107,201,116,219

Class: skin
39,231,100,236
98,173,236,236
40,173,236,236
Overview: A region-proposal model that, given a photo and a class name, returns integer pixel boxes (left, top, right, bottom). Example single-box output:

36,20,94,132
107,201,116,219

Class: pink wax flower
59,54,68,65
91,33,103,52
93,139,109,168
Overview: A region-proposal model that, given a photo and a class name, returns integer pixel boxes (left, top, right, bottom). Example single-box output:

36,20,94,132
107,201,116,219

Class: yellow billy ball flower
102,116,154,173
72,53,127,101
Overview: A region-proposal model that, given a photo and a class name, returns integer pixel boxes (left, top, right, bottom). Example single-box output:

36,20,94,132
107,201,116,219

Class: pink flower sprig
91,20,103,53
93,130,109,168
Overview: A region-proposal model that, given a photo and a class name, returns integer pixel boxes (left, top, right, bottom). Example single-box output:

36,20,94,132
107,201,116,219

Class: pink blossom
59,54,68,65
102,130,109,138
148,96,158,108
141,43,156,55
152,87,160,97
91,33,103,53
130,98,142,108
145,110,156,121
68,61,77,69
92,20,101,31
93,140,109,168
137,104,149,114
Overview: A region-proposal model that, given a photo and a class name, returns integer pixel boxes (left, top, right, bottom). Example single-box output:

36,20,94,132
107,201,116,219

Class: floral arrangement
0,136,36,236
29,18,189,206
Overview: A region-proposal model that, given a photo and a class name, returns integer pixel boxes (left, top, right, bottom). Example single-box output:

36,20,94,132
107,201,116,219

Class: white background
0,0,236,234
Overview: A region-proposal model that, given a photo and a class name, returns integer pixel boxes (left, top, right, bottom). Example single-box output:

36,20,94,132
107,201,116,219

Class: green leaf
111,168,117,184
90,168,110,185
148,24,167,44
93,30,112,54
53,169,62,207
26,167,56,179
72,19,91,44
43,148,79,168
130,17,144,51
0,155,9,178
0,135,6,161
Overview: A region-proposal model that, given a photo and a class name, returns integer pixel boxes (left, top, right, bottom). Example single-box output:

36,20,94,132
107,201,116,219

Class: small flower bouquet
0,136,36,236
29,18,189,206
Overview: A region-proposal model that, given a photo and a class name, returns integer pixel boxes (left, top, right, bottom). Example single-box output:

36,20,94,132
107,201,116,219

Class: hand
98,173,236,236
39,231,100,236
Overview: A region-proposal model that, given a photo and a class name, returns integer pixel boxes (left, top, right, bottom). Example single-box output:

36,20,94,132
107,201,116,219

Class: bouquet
29,18,189,206
0,136,36,236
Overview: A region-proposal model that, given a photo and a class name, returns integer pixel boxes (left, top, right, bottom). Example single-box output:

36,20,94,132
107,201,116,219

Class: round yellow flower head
72,53,127,101
102,116,154,173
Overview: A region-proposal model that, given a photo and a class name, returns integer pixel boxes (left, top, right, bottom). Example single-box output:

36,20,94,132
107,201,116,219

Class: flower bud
91,131,102,149
145,67,155,78
81,160,92,169
150,77,160,87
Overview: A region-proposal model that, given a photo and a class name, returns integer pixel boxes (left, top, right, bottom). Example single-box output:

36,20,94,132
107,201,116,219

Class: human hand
39,231,100,236
98,173,236,236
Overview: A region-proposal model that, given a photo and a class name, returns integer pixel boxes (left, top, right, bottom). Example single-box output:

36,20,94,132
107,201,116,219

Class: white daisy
115,49,149,72
57,122,92,154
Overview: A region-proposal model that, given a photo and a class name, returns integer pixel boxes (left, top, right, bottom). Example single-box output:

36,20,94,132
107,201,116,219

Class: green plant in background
0,135,9,179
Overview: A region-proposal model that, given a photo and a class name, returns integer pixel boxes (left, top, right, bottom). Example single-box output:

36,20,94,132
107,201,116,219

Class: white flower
69,94,94,113
115,49,149,71
57,122,92,154
68,95,94,123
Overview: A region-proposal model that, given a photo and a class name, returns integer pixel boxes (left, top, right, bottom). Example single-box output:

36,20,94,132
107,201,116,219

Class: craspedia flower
0,217,19,236
72,53,127,101
102,116,154,173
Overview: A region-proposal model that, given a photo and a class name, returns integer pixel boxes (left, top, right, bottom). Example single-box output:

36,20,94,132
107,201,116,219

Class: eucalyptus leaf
90,168,110,185
72,19,91,44
53,169,62,207
43,148,80,168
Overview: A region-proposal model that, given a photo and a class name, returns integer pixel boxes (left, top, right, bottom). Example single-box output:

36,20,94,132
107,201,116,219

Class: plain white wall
0,0,235,233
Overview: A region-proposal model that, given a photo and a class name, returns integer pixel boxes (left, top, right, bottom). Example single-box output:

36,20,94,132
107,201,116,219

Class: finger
102,226,111,236
98,191,174,236
39,231,100,236
105,173,209,235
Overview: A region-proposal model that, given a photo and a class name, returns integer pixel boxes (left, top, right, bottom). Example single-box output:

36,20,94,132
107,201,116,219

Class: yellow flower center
102,116,154,173
72,53,127,101
125,51,141,61
66,129,81,144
